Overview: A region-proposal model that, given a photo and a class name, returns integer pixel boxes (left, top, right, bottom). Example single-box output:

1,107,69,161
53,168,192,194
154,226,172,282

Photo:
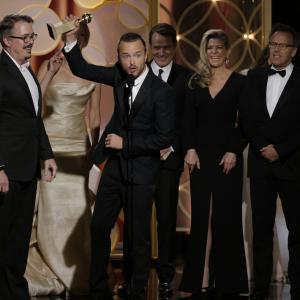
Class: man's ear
2,37,11,48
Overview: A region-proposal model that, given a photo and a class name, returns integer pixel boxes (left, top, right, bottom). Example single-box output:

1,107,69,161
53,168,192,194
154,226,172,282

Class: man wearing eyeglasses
240,23,300,300
0,14,57,300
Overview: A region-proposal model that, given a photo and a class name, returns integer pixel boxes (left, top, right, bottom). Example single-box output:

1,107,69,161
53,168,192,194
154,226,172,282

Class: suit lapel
129,72,152,122
272,68,299,117
167,63,177,85
2,51,37,114
28,66,41,115
259,69,271,118
116,78,128,125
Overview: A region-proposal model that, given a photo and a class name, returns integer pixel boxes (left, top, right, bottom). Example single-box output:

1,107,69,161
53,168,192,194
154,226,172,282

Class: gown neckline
208,71,234,100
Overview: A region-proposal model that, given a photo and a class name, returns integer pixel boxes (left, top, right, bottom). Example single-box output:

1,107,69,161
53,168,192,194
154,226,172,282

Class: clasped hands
260,144,279,162
105,133,123,149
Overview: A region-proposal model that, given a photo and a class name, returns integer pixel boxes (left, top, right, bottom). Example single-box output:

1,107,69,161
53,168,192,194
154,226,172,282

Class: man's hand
184,149,200,173
160,147,173,160
44,159,57,182
260,144,279,162
105,133,123,150
0,170,9,193
219,152,236,174
63,14,80,44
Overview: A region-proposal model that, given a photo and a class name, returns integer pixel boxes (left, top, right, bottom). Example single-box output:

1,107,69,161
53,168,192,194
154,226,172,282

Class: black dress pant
90,158,155,299
155,166,181,283
0,179,37,300
180,155,248,294
251,177,300,298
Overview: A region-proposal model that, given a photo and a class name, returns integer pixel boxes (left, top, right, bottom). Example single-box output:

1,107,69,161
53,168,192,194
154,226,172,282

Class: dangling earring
225,57,229,66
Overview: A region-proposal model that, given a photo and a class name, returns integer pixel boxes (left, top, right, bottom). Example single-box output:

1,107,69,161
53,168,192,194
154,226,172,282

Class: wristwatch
0,166,5,171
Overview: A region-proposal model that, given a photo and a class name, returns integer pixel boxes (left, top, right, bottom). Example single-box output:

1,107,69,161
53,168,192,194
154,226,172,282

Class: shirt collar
271,63,293,77
151,59,173,76
4,49,30,72
133,65,149,86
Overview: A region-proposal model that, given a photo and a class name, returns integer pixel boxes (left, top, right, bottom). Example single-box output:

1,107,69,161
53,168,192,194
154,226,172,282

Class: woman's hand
47,51,63,76
0,170,9,193
184,149,200,173
219,152,236,174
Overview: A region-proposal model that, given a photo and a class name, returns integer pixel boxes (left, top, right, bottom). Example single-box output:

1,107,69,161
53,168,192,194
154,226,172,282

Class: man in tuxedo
118,24,191,299
63,18,175,300
0,14,57,300
149,23,191,298
240,23,300,300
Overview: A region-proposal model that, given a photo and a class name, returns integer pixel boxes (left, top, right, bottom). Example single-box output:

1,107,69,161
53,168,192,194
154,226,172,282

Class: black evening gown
179,72,248,295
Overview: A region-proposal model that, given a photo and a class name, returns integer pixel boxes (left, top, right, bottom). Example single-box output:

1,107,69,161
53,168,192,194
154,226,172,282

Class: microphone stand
124,75,135,296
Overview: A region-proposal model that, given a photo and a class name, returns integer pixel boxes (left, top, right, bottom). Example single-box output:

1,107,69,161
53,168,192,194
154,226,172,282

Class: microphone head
126,74,135,87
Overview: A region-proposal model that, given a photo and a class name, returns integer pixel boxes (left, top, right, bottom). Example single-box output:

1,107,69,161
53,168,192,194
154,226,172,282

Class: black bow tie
268,68,286,77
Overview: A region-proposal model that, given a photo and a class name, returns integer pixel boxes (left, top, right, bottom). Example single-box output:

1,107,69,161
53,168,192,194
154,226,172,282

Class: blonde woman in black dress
179,29,248,299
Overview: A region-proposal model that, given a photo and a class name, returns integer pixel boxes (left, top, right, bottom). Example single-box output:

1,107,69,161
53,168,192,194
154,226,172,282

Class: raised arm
62,15,116,85
38,52,63,98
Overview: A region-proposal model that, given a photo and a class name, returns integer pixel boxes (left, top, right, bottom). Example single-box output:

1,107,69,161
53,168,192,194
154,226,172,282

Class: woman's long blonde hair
190,29,229,88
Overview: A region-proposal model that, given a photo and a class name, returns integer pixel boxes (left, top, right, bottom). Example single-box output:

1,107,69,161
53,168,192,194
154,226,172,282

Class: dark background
272,2,300,66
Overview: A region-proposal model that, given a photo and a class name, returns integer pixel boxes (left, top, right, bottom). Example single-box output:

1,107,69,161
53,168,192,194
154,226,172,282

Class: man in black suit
0,14,57,300
118,24,191,299
240,23,300,300
63,17,175,300
149,23,191,298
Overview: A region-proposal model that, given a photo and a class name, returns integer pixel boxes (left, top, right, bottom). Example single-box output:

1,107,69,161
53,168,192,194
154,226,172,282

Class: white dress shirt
150,60,173,83
4,50,39,115
128,65,149,110
64,40,77,53
266,63,293,117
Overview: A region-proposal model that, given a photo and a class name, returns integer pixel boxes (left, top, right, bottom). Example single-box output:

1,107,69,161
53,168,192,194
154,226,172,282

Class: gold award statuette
47,13,93,40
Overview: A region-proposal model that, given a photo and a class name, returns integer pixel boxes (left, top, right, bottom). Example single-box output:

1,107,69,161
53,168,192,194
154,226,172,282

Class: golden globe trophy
47,13,93,40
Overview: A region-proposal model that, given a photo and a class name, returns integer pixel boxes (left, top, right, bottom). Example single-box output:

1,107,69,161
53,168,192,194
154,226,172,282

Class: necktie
158,68,164,80
268,68,286,77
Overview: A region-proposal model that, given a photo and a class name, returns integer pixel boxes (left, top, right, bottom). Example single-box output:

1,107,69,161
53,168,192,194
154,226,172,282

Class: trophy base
47,23,56,40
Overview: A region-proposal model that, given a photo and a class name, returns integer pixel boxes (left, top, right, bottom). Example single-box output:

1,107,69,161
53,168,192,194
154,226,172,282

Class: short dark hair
0,14,33,47
269,23,300,48
117,32,146,53
149,23,177,46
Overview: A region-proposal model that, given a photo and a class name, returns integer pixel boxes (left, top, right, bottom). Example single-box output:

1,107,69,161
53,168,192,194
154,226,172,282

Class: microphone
124,74,134,116
126,74,135,88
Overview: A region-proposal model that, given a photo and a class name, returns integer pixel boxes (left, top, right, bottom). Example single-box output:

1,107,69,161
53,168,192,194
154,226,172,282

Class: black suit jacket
63,45,175,184
240,66,300,180
0,51,53,181
150,62,192,171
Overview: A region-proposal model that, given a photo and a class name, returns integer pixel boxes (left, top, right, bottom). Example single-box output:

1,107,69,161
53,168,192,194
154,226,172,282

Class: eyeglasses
8,33,38,43
269,42,294,49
